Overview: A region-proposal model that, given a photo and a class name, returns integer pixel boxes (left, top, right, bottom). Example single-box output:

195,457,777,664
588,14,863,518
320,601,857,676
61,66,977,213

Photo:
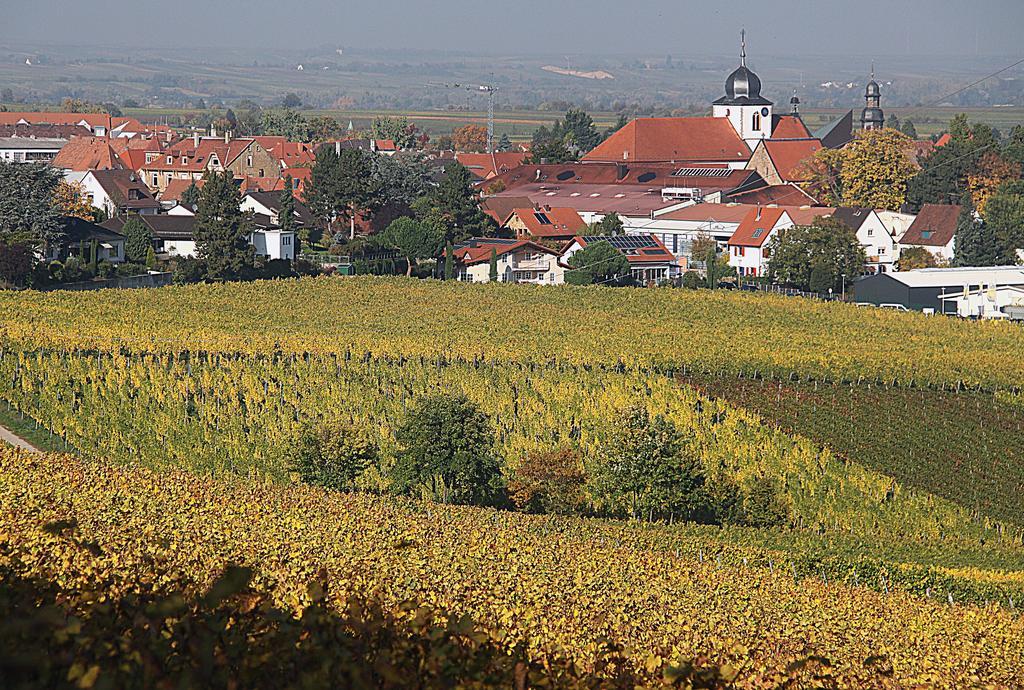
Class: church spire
740,29,747,67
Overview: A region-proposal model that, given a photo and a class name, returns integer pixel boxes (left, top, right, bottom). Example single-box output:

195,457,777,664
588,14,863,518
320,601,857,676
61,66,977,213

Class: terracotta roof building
51,137,124,171
583,117,751,164
746,138,823,184
504,206,587,242
899,204,962,263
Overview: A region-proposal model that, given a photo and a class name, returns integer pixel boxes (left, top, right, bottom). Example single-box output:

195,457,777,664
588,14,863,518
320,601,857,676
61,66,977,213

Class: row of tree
286,393,790,528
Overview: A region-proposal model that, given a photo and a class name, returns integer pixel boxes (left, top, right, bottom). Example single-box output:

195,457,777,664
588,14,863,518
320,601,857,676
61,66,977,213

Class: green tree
180,181,201,209
145,245,157,270
525,139,575,164
305,146,381,240
0,162,63,246
418,162,494,242
381,217,442,277
953,194,1001,267
282,92,302,109
896,246,938,271
497,133,512,152
900,119,918,139
564,240,630,285
595,405,706,522
488,247,499,282
563,108,601,153
370,153,431,207
587,212,623,236
278,175,297,237
443,241,454,280
122,215,152,264
985,184,1024,264
741,476,791,528
286,421,378,491
193,170,256,281
767,217,866,291
371,116,416,150
908,114,1000,210
808,261,833,294
391,393,501,506
605,113,629,138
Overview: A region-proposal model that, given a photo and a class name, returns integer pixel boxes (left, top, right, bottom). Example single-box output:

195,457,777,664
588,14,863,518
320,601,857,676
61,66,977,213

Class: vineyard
0,277,1022,684
0,347,1020,564
3,450,1024,689
1,276,1023,387
687,375,1024,527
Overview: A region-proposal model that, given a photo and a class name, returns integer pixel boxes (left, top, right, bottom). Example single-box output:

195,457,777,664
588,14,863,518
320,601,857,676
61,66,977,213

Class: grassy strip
0,402,71,454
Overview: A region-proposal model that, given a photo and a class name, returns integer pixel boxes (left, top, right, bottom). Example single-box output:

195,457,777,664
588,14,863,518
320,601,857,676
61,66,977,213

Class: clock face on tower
761,107,770,117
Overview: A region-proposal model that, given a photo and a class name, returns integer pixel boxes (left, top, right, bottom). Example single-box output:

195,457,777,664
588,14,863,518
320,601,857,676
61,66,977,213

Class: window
879,247,886,255
867,228,873,237
182,157,188,165
752,112,761,131
152,174,158,187
672,234,679,253
247,156,253,167
166,156,173,164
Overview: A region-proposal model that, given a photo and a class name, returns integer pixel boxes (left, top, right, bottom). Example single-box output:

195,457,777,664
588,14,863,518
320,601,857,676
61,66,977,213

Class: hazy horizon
6,0,1024,57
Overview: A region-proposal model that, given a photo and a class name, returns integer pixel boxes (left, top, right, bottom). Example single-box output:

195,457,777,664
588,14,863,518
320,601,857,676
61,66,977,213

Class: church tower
860,64,885,130
713,30,773,150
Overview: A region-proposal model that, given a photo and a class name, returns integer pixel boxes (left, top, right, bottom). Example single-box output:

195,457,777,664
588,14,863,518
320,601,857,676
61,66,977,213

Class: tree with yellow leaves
804,129,917,211
966,151,1020,216
53,180,96,221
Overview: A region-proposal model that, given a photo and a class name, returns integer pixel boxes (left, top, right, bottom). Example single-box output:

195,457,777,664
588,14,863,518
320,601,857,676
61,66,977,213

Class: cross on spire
740,29,747,66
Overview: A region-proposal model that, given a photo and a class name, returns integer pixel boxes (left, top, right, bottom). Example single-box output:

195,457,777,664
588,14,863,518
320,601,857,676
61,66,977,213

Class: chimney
193,132,200,148
616,163,628,181
224,130,230,144
210,124,217,138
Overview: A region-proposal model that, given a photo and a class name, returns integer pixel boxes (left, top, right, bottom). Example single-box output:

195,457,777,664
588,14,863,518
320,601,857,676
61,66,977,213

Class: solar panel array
672,167,734,178
581,235,658,252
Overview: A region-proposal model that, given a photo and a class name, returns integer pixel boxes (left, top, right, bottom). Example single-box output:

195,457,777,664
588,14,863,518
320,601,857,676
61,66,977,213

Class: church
584,31,882,167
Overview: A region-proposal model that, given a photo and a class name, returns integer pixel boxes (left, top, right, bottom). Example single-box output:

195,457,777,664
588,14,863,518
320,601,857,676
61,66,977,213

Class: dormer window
166,155,173,165
181,157,188,165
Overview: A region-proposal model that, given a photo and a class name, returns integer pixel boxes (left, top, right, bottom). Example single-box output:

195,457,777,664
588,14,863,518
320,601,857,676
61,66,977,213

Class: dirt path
0,424,40,454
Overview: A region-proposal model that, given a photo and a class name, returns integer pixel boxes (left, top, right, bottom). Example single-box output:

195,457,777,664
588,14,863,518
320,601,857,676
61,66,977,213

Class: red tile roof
901,204,961,247
490,183,677,217
50,137,124,171
451,238,558,265
507,207,587,239
762,139,822,182
480,196,534,224
728,183,819,206
935,133,952,147
161,178,205,202
729,207,787,247
785,206,836,225
0,112,139,132
770,115,812,139
584,117,750,164
457,152,528,180
486,162,759,195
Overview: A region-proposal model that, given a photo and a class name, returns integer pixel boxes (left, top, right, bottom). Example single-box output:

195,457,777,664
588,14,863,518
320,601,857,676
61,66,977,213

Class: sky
5,0,1024,57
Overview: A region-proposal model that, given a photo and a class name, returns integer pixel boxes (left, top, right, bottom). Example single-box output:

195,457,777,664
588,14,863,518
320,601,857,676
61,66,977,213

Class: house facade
898,204,961,264
451,238,563,284
832,208,897,273
561,234,679,285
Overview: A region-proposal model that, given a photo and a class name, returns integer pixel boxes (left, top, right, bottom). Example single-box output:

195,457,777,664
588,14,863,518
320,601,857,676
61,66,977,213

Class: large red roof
762,139,822,182
457,152,528,180
728,183,818,206
901,204,961,247
451,238,558,265
729,207,787,247
770,115,812,139
584,117,750,164
51,137,124,171
508,207,587,239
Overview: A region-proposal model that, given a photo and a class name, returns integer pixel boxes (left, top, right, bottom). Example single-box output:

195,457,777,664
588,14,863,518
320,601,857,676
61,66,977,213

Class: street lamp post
841,273,846,301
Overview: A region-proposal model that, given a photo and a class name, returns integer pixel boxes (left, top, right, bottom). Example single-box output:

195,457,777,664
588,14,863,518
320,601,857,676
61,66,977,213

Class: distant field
121,105,1024,140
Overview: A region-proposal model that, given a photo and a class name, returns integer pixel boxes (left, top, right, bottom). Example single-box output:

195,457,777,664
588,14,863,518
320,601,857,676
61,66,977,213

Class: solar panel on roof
672,167,732,178
533,212,552,225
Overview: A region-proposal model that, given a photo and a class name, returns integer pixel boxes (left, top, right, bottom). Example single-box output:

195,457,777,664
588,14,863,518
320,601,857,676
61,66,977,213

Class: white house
876,209,917,243
250,228,296,262
832,208,897,273
77,170,161,219
626,202,752,263
727,205,835,277
450,238,563,284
